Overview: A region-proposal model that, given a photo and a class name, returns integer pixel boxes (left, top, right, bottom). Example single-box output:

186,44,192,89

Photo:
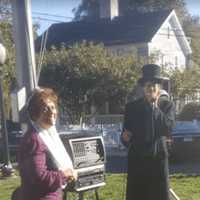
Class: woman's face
37,98,57,129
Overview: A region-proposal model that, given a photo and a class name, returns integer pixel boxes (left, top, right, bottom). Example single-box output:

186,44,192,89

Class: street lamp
0,37,14,177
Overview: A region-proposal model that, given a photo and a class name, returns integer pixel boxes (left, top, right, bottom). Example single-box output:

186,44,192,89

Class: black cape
123,98,175,200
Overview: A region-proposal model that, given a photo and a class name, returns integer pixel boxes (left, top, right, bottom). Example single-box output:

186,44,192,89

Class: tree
73,0,100,21
73,0,188,21
0,1,12,22
127,0,187,18
0,1,17,116
169,66,200,102
0,21,16,116
39,42,140,123
182,15,200,68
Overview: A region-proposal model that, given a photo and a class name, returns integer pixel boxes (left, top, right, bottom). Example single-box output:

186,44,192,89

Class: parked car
6,120,23,147
171,120,200,160
8,130,23,147
0,128,23,162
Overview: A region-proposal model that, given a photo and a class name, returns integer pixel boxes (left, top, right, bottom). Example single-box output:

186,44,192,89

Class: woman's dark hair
27,87,58,121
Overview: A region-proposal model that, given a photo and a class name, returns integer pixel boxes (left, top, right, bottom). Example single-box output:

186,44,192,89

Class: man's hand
121,130,132,143
153,95,160,108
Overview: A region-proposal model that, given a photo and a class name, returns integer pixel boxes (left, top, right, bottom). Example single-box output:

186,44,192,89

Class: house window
167,27,170,39
116,48,125,56
160,54,164,66
138,47,147,57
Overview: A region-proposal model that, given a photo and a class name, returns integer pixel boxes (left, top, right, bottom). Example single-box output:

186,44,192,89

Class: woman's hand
63,168,78,182
72,169,78,181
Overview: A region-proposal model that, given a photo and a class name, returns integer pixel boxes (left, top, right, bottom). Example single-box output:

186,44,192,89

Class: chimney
100,0,119,20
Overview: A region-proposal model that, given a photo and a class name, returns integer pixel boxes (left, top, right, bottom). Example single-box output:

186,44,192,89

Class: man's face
143,82,160,103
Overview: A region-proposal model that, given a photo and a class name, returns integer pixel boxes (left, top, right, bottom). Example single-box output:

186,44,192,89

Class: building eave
151,10,192,55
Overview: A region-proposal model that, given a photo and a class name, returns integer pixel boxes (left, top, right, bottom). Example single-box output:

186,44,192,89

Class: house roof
35,10,173,50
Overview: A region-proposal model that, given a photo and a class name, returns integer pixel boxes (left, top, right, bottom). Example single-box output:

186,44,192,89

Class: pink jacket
17,127,67,200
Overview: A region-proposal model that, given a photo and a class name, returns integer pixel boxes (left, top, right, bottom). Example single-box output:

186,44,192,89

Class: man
121,64,175,200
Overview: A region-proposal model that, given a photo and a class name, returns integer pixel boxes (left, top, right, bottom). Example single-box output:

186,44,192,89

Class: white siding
107,44,138,56
149,20,186,70
105,12,191,71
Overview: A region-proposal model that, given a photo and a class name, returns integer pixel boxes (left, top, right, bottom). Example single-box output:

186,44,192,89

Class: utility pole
11,0,37,95
11,0,37,122
0,0,38,176
0,0,37,177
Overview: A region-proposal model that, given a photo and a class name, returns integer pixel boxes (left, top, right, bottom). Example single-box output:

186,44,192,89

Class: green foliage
0,171,20,200
178,102,200,120
169,67,200,100
1,173,200,200
0,21,16,115
170,175,200,200
73,0,100,21
183,16,200,68
39,43,139,123
127,0,188,20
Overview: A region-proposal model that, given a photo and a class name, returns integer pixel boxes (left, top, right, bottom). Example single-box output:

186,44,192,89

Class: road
1,144,200,176
106,152,200,175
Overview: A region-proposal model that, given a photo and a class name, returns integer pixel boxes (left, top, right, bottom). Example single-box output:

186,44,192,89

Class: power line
32,11,73,20
30,14,198,35
32,16,65,23
0,8,199,37
0,8,74,21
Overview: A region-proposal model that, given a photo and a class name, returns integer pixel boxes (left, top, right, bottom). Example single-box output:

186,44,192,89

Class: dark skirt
126,155,169,200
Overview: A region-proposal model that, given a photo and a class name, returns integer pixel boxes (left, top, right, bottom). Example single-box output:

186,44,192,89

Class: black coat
123,98,175,200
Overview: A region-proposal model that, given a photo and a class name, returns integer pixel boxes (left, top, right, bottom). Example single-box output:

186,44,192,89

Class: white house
143,10,192,70
36,0,192,71
99,0,192,70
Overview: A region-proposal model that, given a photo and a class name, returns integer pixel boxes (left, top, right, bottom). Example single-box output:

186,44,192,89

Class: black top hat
138,64,164,86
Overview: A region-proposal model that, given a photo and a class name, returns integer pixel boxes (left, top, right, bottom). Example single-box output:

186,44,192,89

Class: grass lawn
1,172,200,200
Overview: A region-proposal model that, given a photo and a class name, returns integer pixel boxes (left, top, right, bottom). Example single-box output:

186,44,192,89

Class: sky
31,0,200,35
31,0,81,35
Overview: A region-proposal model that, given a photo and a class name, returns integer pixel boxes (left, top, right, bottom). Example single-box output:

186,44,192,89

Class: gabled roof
35,9,173,51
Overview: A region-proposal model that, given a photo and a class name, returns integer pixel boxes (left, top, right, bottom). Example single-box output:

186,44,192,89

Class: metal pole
78,192,84,200
170,188,180,200
11,0,37,125
11,0,37,92
95,189,100,200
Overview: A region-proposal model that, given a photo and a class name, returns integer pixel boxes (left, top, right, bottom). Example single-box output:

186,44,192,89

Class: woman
17,87,77,200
